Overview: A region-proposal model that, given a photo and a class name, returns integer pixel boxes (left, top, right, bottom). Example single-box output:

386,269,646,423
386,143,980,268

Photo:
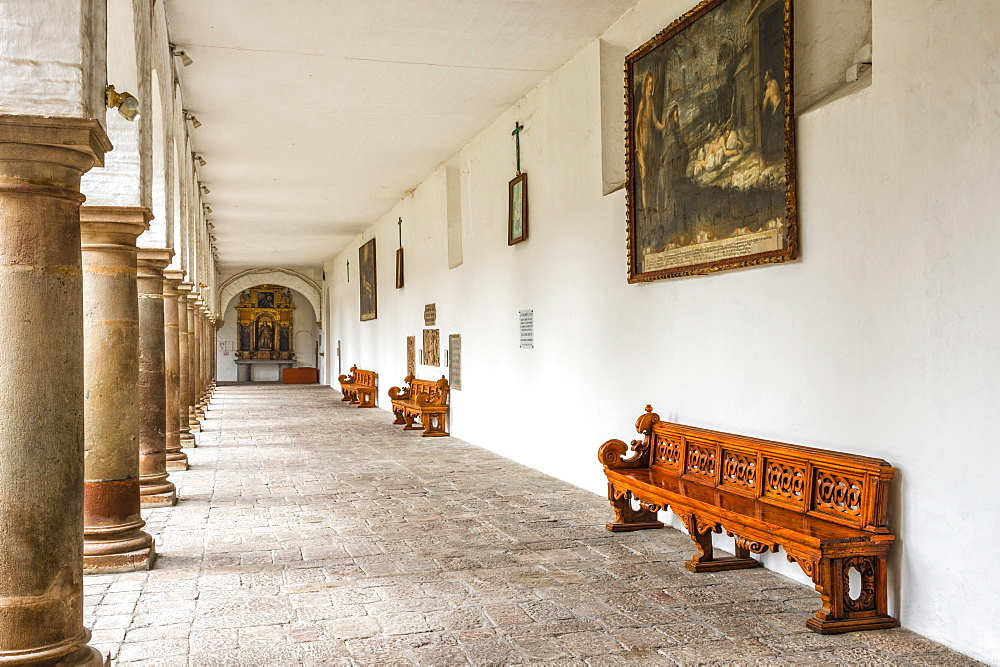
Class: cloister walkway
83,385,973,665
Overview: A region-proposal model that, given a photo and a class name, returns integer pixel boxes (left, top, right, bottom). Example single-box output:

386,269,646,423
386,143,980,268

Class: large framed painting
625,0,797,282
359,238,377,321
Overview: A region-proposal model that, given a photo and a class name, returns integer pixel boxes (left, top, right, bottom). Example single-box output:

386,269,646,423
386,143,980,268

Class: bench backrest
353,369,377,387
409,375,449,406
638,406,894,533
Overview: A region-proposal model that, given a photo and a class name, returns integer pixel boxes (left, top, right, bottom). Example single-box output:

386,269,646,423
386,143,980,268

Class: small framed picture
395,248,404,289
508,172,528,245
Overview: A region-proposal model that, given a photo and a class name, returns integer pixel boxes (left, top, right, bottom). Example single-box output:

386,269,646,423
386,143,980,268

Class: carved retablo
235,284,295,361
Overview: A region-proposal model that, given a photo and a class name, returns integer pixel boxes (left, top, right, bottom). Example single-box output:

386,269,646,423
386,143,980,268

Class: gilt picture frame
359,238,377,321
508,172,528,245
625,0,797,282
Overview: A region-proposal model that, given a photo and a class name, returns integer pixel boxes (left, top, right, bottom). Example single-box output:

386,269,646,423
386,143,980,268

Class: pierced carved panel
720,449,757,493
653,436,683,472
842,556,877,612
762,458,807,509
684,441,716,480
813,469,864,520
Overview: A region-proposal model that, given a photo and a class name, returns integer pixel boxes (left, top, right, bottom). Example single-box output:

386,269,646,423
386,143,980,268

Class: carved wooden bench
337,365,377,408
388,375,449,437
598,405,897,635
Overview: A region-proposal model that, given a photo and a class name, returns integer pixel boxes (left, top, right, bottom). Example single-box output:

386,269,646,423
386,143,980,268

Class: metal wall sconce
105,85,140,121
171,45,193,67
193,153,206,166
200,185,210,195
184,112,201,128
204,206,213,214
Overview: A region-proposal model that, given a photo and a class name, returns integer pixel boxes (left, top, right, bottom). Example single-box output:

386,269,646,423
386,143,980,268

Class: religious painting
257,291,274,308
395,248,404,289
508,173,528,245
625,0,797,282
255,315,275,350
359,238,377,321
423,328,440,366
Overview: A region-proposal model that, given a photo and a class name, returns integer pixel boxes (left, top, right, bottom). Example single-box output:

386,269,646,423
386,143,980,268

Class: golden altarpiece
235,285,296,361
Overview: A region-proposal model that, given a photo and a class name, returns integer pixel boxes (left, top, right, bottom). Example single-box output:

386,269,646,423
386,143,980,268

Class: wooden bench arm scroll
338,364,358,385
416,376,449,407
598,405,660,470
388,374,415,401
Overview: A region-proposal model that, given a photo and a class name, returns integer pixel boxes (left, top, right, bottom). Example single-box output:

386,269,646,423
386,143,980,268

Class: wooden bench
388,375,449,437
598,405,897,635
337,365,377,408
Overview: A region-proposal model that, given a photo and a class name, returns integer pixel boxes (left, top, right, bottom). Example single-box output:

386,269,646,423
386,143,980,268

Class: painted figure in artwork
239,324,251,351
257,321,273,350
635,73,667,212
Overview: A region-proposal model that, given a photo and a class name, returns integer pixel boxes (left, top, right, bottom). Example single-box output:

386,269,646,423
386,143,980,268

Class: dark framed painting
359,238,377,321
625,0,797,282
508,172,528,245
395,248,404,289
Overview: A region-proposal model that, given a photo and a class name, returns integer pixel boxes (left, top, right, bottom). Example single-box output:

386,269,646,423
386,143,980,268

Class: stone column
176,282,196,449
162,271,188,471
192,301,204,420
186,295,201,433
80,206,155,573
0,116,110,665
137,249,176,507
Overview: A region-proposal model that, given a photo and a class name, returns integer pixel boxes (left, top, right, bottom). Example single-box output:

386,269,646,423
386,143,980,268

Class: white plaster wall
0,0,107,119
216,288,318,382
322,0,1000,661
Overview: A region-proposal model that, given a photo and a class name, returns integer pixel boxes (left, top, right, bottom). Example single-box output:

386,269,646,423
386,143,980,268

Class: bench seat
599,405,897,635
337,365,377,408
389,375,449,437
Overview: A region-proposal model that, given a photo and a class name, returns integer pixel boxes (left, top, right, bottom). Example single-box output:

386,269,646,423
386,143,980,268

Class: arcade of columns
0,1,219,660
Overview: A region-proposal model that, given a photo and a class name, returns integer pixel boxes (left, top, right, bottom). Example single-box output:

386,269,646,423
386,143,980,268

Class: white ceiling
165,0,638,270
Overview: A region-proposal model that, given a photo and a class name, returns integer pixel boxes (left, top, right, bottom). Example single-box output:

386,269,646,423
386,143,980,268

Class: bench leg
420,412,449,437
357,389,376,408
805,555,898,634
403,412,421,430
347,390,359,405
340,391,351,402
392,408,406,425
605,487,663,532
681,514,760,572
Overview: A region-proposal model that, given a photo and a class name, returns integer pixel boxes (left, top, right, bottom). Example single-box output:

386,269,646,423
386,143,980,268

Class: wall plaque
406,335,416,376
424,303,437,327
448,334,462,390
423,329,440,366
519,310,534,349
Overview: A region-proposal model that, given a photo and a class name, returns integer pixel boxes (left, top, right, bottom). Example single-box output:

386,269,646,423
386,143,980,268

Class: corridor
83,385,971,665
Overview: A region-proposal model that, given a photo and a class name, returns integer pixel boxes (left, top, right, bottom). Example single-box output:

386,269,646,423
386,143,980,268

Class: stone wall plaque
406,335,416,376
423,329,440,366
424,303,437,326
448,334,462,390
519,310,534,349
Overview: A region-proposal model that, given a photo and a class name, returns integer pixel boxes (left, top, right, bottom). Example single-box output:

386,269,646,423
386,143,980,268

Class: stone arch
218,269,321,320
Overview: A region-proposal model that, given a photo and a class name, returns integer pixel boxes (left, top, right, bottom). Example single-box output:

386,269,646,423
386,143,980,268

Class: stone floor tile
73,385,972,666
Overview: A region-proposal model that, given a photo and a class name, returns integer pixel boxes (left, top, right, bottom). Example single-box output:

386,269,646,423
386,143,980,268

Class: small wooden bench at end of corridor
598,405,898,635
388,375,450,437
338,365,377,408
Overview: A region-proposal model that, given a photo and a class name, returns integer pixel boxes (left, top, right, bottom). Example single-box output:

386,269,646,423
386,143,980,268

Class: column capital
80,206,151,247
137,248,174,275
0,114,112,168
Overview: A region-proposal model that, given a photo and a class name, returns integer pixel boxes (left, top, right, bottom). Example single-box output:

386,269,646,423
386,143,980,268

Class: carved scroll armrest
338,374,353,385
598,438,651,470
389,385,410,400
418,378,449,406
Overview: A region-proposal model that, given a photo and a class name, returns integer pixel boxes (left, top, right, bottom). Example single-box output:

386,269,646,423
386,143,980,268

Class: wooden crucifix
395,217,404,289
512,122,524,174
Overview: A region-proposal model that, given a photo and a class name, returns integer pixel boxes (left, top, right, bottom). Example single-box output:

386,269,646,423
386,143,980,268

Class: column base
1,632,109,666
180,431,196,448
83,525,156,574
139,485,177,508
165,452,189,471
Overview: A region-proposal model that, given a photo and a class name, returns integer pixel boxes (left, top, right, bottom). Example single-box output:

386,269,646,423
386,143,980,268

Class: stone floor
84,384,977,666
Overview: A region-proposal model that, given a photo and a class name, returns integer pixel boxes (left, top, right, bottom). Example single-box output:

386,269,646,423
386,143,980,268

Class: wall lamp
105,85,140,121
193,153,206,167
200,185,211,195
207,221,215,229
171,45,193,67
204,206,213,214
184,112,201,128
